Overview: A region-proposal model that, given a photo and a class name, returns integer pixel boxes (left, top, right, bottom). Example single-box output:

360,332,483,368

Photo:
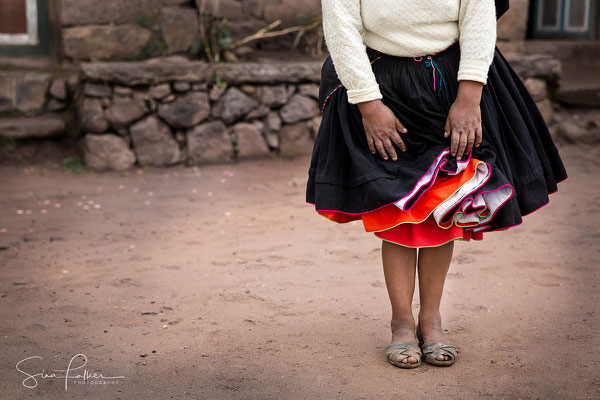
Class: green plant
217,23,233,51
136,13,159,29
24,105,48,117
0,109,23,118
213,75,227,90
140,38,167,60
62,156,87,174
189,38,204,58
190,1,234,62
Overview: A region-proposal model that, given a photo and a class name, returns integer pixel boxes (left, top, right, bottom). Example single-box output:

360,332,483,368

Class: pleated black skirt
305,40,568,247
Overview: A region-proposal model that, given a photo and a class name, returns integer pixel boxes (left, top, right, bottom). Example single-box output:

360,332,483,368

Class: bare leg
417,241,454,361
381,240,418,364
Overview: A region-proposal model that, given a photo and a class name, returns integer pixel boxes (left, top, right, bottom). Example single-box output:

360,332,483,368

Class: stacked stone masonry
0,71,73,139
78,60,322,170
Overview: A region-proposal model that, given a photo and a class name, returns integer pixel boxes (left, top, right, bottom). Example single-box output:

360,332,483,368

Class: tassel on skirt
305,40,568,248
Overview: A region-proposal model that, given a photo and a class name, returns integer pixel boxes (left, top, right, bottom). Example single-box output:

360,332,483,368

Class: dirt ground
0,142,598,400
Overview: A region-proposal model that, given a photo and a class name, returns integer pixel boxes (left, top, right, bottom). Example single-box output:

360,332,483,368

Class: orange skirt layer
317,157,485,247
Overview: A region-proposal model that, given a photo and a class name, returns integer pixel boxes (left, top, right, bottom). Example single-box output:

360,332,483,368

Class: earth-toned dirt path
0,143,598,399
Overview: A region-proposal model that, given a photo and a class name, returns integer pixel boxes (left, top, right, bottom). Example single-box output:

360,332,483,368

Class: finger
475,125,482,147
394,118,408,134
382,137,397,161
374,139,388,160
367,135,376,154
444,118,451,138
389,130,407,152
464,129,475,158
450,128,460,157
456,130,468,161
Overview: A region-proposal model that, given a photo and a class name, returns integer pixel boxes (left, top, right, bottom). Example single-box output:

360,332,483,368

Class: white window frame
563,0,591,32
0,0,39,45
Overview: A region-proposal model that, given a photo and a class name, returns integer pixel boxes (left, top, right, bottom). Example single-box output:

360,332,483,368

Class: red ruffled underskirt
316,155,489,247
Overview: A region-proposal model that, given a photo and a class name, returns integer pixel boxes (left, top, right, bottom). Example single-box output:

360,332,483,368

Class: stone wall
60,0,321,61
78,59,322,170
0,71,77,140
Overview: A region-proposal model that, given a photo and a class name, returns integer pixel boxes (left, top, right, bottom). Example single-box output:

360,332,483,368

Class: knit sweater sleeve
457,0,498,84
321,0,383,104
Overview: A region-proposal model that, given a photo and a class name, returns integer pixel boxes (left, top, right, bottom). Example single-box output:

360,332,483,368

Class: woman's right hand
357,99,408,161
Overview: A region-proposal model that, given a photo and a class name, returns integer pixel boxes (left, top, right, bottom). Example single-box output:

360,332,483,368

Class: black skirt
305,40,568,247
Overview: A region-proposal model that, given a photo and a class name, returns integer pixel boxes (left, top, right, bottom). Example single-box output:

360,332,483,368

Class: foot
389,318,419,365
417,311,451,362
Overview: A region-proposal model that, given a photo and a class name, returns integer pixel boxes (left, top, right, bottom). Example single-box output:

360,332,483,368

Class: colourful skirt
305,40,568,248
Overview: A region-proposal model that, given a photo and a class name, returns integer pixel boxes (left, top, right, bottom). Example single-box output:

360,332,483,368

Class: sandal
385,343,422,368
415,323,458,366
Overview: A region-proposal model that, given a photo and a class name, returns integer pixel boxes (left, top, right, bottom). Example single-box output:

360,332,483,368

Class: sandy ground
0,143,598,400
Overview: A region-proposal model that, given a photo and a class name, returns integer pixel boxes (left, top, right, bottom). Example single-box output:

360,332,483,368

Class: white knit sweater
321,0,497,104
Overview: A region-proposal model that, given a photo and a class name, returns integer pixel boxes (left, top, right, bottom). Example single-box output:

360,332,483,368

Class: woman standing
306,0,568,368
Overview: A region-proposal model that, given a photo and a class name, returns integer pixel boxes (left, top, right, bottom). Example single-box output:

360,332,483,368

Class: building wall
58,0,322,61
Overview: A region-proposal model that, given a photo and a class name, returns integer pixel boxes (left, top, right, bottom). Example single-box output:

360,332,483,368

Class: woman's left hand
444,81,484,161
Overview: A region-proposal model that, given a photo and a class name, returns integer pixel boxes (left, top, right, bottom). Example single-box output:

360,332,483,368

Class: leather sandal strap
421,342,457,360
385,343,422,363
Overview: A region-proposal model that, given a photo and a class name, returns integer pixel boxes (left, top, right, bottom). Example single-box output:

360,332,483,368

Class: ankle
418,308,441,321
390,315,415,331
